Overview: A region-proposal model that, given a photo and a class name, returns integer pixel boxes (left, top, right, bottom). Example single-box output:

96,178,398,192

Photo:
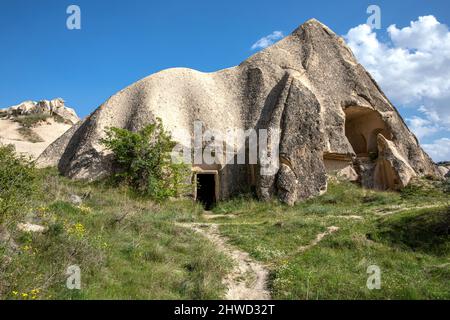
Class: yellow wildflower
78,205,92,214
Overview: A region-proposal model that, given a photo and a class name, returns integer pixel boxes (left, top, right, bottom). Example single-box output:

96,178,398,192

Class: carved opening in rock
373,159,399,190
194,171,218,210
344,106,392,158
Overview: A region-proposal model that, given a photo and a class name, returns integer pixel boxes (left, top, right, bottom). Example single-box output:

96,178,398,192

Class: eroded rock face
39,19,440,205
0,98,80,159
0,98,79,125
438,165,450,178
374,134,417,190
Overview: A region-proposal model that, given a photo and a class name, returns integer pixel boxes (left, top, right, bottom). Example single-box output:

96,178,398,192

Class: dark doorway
196,174,216,210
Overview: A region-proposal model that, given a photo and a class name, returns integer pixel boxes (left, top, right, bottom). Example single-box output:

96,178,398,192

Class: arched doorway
344,106,392,157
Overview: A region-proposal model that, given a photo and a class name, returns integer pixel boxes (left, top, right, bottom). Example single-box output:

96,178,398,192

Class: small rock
69,194,82,206
17,223,47,233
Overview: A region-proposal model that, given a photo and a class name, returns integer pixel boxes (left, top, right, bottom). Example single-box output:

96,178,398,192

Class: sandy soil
0,118,72,159
178,222,271,300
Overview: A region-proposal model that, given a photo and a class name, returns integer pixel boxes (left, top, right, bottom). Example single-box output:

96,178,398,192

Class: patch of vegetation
14,114,50,128
1,168,231,300
217,178,450,299
53,114,69,124
400,177,447,201
373,207,449,256
17,127,44,143
1,144,448,300
101,119,190,201
0,144,40,224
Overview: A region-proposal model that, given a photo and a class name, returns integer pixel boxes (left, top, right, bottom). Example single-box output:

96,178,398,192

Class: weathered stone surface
438,166,450,178
374,134,417,190
36,120,84,167
69,194,83,206
40,19,440,205
17,222,47,233
0,98,79,125
337,166,359,182
0,98,79,160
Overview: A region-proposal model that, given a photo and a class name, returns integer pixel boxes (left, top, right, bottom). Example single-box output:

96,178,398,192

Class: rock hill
38,19,440,205
0,98,79,159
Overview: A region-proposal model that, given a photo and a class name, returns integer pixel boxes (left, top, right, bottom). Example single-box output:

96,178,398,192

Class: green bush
0,144,40,223
101,118,190,200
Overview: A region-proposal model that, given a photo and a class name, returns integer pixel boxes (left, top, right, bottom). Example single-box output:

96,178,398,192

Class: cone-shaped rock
38,19,440,205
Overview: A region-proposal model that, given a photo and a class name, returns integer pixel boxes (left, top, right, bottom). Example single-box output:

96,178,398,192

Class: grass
0,168,448,300
213,178,450,299
0,169,231,300
373,207,449,256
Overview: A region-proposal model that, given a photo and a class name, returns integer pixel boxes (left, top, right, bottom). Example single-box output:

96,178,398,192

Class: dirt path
295,226,340,254
178,222,271,300
373,204,444,216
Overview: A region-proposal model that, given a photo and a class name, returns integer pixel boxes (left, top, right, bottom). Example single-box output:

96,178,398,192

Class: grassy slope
1,170,448,300
0,169,231,300
212,179,449,299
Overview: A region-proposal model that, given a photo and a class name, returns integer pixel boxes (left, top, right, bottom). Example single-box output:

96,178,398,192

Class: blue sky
1,0,450,160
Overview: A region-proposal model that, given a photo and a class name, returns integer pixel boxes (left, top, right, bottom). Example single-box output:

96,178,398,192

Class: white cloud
345,15,450,161
251,31,284,50
406,115,440,139
423,138,450,162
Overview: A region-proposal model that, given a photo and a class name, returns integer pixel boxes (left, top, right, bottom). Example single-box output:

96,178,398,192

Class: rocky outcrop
437,164,450,178
0,98,80,159
40,19,440,205
0,98,79,125
36,120,84,167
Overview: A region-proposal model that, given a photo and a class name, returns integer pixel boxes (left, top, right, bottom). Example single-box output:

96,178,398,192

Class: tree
101,118,190,200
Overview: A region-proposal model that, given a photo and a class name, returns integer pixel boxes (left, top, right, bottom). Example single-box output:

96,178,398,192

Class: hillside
0,99,79,159
1,165,448,299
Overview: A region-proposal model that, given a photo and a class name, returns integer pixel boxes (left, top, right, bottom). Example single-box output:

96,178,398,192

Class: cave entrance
344,106,392,158
195,172,218,210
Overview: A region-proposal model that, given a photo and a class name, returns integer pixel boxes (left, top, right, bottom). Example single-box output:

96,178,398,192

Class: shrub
14,114,50,128
101,118,190,200
0,144,40,223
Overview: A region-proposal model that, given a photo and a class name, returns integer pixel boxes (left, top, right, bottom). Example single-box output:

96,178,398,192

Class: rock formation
437,163,450,178
0,98,79,125
38,19,440,205
0,98,79,158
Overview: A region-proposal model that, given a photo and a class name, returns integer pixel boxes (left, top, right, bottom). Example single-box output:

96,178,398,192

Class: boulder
438,166,449,178
17,223,47,233
69,194,83,206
